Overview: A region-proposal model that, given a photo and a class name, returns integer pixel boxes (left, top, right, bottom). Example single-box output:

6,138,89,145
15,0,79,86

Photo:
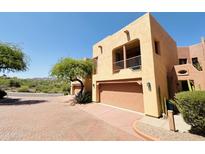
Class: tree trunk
71,78,84,96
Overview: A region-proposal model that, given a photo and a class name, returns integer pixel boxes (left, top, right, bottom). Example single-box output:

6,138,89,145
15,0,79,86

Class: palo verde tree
0,43,28,73
51,58,93,96
0,42,28,98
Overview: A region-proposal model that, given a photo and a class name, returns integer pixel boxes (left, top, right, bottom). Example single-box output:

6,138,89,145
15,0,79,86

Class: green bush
17,86,30,92
9,79,21,87
64,92,69,95
172,91,205,135
36,86,48,93
0,89,7,99
43,90,49,93
61,84,70,93
0,77,10,89
0,77,70,94
193,62,203,71
28,83,36,88
50,87,59,93
75,92,92,104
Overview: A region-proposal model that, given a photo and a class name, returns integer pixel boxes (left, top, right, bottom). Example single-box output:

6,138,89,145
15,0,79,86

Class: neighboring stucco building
70,77,92,95
175,38,205,91
92,13,178,118
70,58,92,95
70,82,81,95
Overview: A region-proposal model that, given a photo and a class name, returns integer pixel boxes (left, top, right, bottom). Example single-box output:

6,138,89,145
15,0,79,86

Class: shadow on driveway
0,98,47,106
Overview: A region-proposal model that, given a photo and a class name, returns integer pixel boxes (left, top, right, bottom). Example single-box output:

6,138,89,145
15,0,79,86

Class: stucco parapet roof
93,13,149,47
178,42,201,48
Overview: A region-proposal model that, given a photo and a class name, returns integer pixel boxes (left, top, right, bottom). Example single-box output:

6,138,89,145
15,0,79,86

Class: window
93,57,98,74
154,40,160,55
114,47,124,62
179,58,187,65
116,52,123,61
112,39,141,73
125,39,141,69
192,57,198,65
98,46,103,54
113,46,124,73
192,57,203,71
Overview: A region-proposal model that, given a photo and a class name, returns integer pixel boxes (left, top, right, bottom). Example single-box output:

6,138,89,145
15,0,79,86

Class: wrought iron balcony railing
113,55,141,72
126,55,141,69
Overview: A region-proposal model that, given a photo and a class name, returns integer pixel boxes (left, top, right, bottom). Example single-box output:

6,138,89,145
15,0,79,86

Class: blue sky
0,12,205,78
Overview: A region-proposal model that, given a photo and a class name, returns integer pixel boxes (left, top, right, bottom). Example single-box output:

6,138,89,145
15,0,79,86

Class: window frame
179,58,187,65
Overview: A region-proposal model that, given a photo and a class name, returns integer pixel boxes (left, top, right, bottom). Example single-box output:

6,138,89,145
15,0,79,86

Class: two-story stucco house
92,13,179,118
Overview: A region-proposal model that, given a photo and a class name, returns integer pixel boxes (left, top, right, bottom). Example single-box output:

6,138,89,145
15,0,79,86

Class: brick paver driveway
0,94,143,141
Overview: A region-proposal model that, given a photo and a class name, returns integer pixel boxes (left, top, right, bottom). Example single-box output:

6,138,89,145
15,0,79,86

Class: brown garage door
99,82,144,113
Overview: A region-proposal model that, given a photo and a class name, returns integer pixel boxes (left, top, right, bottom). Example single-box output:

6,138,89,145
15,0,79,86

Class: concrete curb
132,121,160,141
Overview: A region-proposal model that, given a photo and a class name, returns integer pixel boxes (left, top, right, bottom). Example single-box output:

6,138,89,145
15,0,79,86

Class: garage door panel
100,83,144,113
100,84,142,93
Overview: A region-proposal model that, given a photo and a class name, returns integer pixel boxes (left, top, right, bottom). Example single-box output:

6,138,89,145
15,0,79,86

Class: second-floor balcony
113,39,141,73
113,55,141,73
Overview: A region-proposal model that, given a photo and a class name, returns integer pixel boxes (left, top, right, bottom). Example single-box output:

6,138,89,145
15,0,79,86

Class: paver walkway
75,102,143,137
0,94,143,141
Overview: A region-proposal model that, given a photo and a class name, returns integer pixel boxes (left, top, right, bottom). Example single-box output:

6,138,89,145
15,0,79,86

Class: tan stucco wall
92,13,178,117
70,82,79,95
84,77,92,92
149,15,178,115
70,76,92,95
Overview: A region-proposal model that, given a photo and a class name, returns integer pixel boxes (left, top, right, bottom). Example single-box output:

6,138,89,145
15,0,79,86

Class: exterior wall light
147,82,151,91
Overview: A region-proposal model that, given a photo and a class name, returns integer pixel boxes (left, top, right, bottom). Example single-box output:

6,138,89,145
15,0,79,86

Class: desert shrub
28,83,36,88
193,62,203,71
36,85,49,93
50,87,59,93
0,77,10,89
75,92,92,104
17,86,30,92
61,84,70,93
9,79,21,87
171,91,205,135
42,89,49,93
64,92,69,95
0,89,7,99
0,77,70,94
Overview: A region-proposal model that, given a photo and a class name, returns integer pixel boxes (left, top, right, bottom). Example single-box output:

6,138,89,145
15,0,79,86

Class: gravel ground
136,122,205,141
